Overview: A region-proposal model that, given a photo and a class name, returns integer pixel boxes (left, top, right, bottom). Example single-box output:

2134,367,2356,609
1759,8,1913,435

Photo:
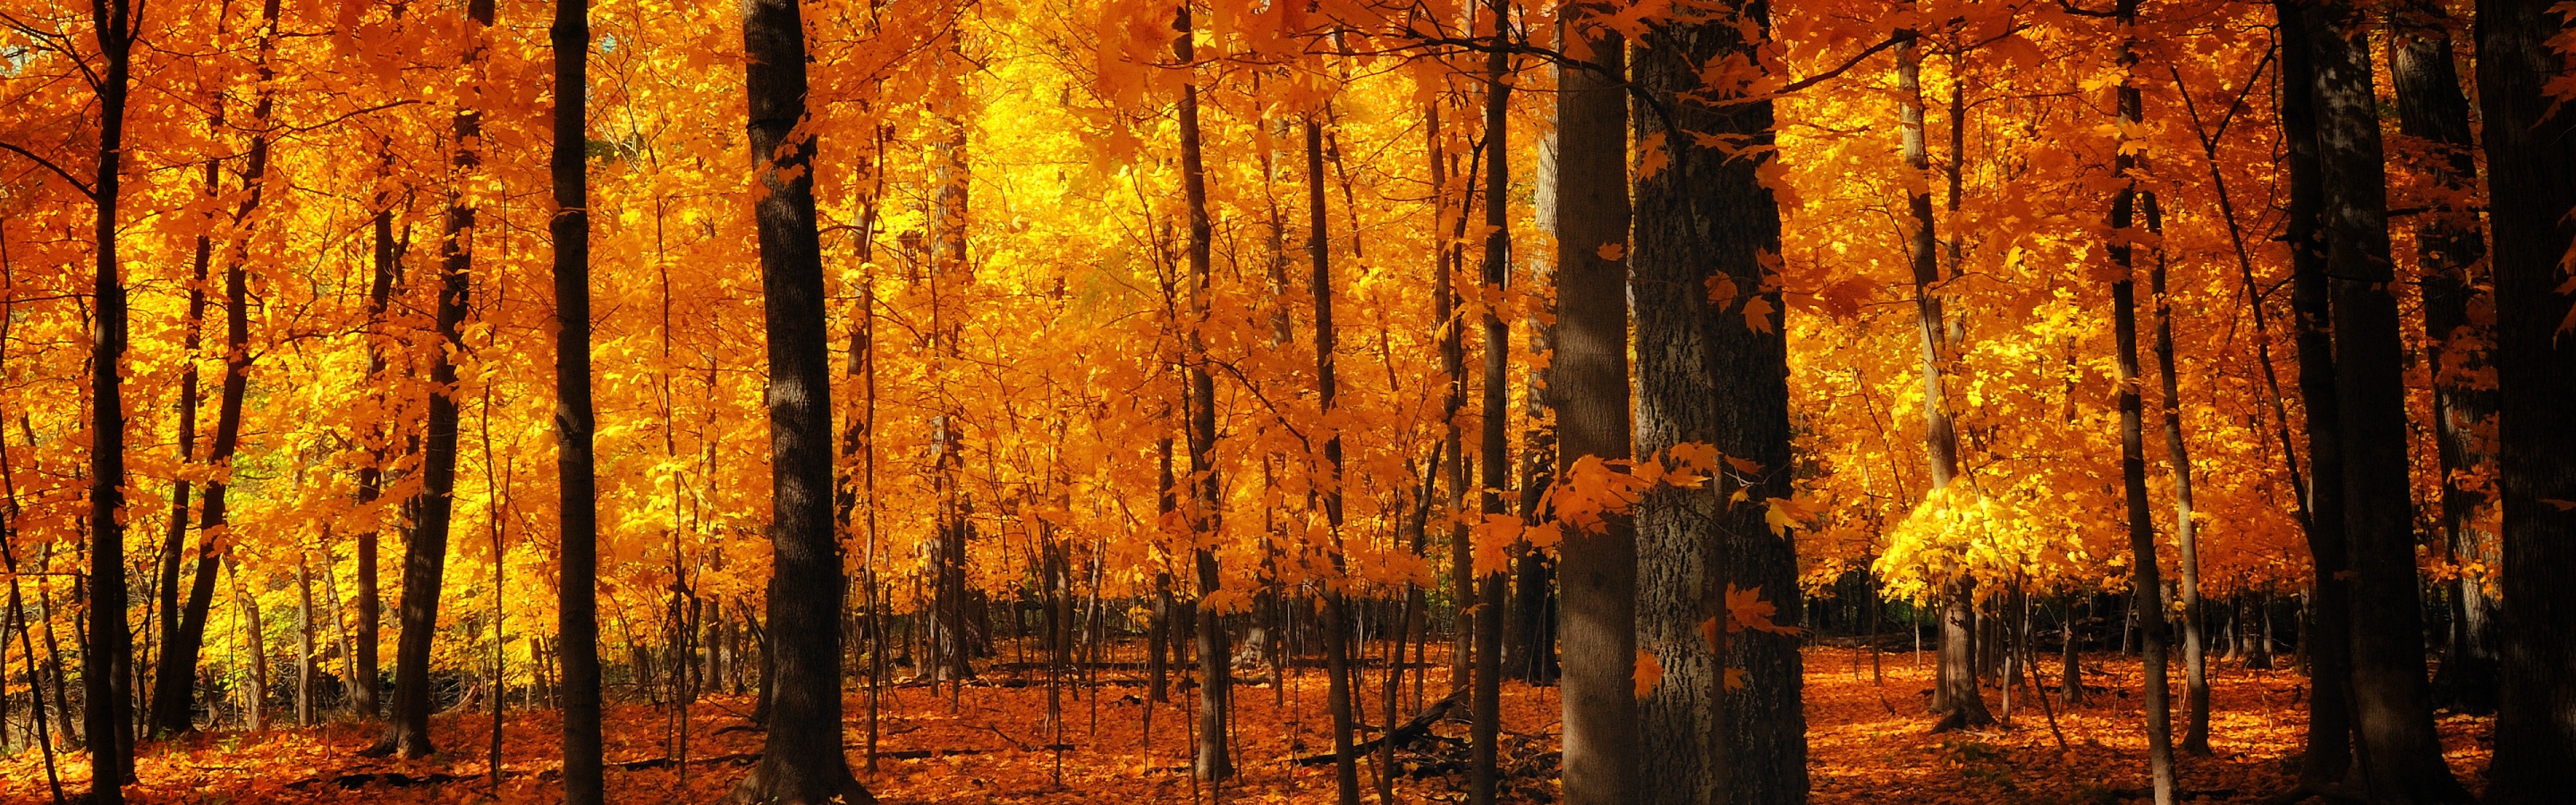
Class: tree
2474,0,2576,800
551,0,606,795
81,0,142,792
2389,0,2501,716
2272,1,2357,790
1633,2,1805,803
2304,1,2472,799
1551,5,1638,803
725,0,868,796
2104,0,2174,800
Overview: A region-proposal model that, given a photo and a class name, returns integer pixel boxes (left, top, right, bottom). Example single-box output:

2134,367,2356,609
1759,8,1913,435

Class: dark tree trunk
2473,0,2576,799
151,0,280,739
552,0,605,796
724,0,864,797
365,0,489,760
1173,4,1232,783
84,0,138,793
1305,115,1363,805
1633,3,1805,804
2305,4,2471,800
352,173,399,723
2106,2,2175,800
1551,13,1638,801
2390,0,2501,716
2274,2,2357,788
1470,2,1510,800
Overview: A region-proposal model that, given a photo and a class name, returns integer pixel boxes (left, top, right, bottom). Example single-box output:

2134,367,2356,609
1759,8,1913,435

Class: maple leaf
1634,648,1664,698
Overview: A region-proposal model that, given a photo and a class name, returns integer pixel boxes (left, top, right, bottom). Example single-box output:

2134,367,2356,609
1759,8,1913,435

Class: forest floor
0,648,2495,804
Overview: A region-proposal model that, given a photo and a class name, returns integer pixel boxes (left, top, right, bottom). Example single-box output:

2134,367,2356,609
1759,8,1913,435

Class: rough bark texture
1550,12,1638,804
1470,4,1510,800
1633,3,1804,803
2390,0,2501,716
2474,0,2576,799
2305,4,2472,801
724,0,866,796
552,0,606,796
2274,2,2356,786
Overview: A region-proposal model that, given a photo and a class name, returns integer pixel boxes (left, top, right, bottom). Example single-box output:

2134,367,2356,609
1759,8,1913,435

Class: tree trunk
2106,2,2175,800
1304,114,1363,805
1551,12,1638,801
1633,3,1805,803
2473,0,2576,799
84,0,139,791
2305,4,2471,800
2143,193,2211,756
724,0,864,797
1172,4,1232,783
2390,0,2501,716
552,0,605,794
352,180,398,723
2272,2,2358,788
1470,2,1510,799
294,561,314,726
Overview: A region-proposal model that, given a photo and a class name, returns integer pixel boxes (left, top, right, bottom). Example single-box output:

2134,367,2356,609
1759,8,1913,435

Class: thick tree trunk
2106,3,2175,800
2473,0,2576,799
2272,2,2358,788
1551,13,1638,802
2305,4,2471,800
1633,3,1805,804
724,0,864,797
2390,0,2501,716
552,0,605,795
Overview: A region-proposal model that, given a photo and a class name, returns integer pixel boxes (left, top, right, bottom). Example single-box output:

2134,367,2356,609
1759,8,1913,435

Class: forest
0,0,2570,801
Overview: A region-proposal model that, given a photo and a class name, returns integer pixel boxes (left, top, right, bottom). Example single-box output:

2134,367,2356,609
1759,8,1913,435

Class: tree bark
724,0,865,797
2106,2,2175,800
552,0,605,794
1305,114,1364,805
2143,192,2210,756
2305,4,2471,800
2389,0,2500,716
2272,2,2357,787
1173,4,1232,783
84,0,139,791
2473,0,2576,799
1470,1,1510,799
1551,11,1638,802
1633,3,1805,803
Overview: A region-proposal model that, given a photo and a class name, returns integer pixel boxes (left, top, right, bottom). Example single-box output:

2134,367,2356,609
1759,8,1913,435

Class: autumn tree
2474,0,2576,800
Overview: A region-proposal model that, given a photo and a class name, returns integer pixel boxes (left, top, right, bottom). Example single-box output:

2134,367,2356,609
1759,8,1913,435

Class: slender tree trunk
1172,3,1232,783
2273,2,2357,787
1305,114,1363,805
2143,193,2210,756
2106,2,2174,800
725,0,864,796
2305,4,2471,800
1469,2,1510,799
552,0,605,794
2473,0,2576,799
366,0,491,759
84,0,138,791
2389,0,2500,716
1551,12,1638,801
295,560,314,726
352,183,398,723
